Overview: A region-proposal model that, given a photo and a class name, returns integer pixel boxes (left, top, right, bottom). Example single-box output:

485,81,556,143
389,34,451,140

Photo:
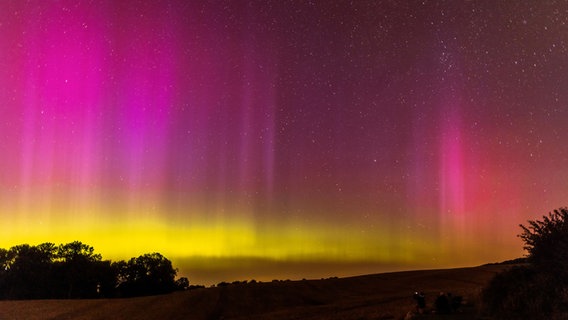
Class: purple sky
1,1,567,284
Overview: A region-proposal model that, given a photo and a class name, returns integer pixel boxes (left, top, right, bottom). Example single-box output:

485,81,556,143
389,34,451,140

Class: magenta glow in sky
1,1,568,284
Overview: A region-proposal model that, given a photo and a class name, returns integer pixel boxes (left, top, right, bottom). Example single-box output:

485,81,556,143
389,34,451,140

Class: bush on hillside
482,208,568,319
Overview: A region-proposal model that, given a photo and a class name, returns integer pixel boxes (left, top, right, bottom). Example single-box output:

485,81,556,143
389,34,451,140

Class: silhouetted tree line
0,241,189,299
482,207,568,319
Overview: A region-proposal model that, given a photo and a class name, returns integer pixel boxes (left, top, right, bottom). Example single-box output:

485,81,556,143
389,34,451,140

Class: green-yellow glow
0,190,519,285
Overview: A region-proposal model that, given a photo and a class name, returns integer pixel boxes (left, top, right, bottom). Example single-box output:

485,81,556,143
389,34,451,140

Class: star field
1,1,567,284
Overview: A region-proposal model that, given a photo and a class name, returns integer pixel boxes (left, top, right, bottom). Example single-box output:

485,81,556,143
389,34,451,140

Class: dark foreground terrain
0,265,508,320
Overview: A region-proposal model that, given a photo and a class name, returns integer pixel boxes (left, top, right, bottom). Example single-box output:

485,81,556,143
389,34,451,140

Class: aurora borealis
1,1,568,284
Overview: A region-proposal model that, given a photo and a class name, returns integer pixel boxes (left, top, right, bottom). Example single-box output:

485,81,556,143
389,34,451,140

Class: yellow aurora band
1,199,415,262
0,190,513,284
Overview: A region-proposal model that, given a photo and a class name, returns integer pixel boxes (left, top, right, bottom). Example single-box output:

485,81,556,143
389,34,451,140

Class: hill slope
0,265,508,320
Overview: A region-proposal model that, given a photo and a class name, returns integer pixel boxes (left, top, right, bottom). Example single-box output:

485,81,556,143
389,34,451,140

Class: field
0,265,508,320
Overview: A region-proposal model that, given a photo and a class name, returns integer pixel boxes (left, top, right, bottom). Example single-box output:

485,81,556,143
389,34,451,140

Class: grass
0,264,509,320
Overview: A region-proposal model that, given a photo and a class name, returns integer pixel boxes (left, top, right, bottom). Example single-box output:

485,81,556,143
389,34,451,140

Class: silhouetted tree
112,259,129,285
54,241,103,298
175,277,190,290
0,241,187,299
0,248,11,297
4,244,56,299
94,260,119,298
116,253,177,297
519,207,568,278
482,207,568,319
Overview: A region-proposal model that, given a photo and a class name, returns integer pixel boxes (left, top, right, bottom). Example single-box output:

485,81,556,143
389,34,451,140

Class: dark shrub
482,208,568,319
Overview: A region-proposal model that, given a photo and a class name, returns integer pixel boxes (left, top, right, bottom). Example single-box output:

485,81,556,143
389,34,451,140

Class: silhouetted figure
435,292,451,314
413,291,426,314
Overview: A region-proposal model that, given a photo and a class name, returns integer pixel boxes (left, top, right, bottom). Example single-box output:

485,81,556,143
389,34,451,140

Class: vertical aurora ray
110,4,177,218
439,100,466,236
14,3,108,228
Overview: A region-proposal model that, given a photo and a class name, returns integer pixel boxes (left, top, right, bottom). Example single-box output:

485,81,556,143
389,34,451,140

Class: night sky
1,1,567,284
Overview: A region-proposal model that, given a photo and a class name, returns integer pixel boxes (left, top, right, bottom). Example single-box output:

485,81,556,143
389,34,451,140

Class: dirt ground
0,265,508,320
